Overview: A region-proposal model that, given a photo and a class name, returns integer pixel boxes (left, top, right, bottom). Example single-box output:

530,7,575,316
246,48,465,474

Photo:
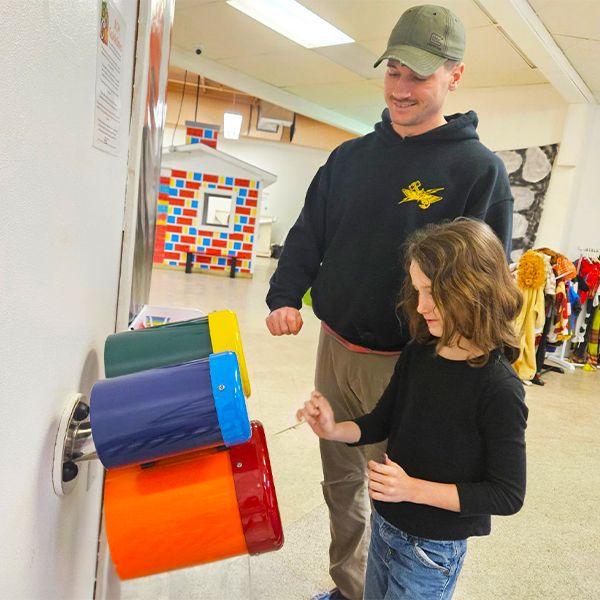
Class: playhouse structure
154,122,277,277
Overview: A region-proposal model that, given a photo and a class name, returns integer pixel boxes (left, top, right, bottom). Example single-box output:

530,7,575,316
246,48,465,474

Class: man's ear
449,63,465,91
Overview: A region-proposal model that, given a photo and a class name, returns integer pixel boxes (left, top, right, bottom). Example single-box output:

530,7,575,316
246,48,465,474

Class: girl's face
409,260,444,337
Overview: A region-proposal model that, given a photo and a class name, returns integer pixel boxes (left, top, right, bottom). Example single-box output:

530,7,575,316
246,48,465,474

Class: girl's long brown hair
398,219,523,366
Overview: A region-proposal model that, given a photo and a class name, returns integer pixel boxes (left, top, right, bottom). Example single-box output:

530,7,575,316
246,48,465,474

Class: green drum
104,310,251,397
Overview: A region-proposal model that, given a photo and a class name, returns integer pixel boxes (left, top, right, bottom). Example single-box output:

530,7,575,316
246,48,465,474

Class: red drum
104,421,283,579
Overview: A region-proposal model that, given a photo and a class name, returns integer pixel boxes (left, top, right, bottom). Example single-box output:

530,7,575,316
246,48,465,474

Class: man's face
383,59,464,137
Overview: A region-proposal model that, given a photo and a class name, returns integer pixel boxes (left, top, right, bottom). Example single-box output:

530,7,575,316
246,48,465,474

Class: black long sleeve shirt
266,110,513,351
353,341,528,540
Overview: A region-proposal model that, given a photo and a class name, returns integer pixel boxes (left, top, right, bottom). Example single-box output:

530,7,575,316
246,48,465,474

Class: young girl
298,219,527,600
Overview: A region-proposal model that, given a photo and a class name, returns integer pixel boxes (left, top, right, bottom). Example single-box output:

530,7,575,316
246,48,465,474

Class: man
266,5,513,600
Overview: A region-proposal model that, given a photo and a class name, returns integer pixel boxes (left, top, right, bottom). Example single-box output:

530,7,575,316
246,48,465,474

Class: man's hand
368,454,414,503
266,307,303,336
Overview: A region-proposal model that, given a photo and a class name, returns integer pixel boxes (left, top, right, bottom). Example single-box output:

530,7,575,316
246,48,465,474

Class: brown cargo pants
314,326,399,600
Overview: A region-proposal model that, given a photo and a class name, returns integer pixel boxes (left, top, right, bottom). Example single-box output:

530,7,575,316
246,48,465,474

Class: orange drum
104,421,283,579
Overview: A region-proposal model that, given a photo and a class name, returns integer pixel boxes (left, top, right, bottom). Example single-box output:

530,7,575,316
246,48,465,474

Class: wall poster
93,0,125,155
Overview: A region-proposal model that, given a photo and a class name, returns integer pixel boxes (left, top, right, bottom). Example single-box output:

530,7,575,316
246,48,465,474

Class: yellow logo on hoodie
399,180,444,209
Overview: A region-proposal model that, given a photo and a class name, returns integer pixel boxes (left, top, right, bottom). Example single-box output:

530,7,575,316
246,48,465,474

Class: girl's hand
368,454,414,503
296,391,337,439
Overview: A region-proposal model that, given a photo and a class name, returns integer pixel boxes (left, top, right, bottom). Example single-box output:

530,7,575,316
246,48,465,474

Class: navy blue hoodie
267,109,513,351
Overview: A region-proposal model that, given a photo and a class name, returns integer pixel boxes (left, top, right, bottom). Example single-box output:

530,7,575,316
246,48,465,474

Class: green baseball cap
374,4,465,76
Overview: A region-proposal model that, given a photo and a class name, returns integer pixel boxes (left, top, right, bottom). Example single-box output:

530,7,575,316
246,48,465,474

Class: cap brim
373,44,446,77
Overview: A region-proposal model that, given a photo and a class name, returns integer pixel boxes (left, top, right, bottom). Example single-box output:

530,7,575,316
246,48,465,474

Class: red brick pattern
185,122,220,148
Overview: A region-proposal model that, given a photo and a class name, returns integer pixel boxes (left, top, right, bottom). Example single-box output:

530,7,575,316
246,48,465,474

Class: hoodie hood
375,108,480,144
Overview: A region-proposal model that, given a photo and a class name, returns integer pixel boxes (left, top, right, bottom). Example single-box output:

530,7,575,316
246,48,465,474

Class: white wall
428,84,600,257
447,83,567,151
561,105,600,257
449,83,577,256
0,2,138,598
218,138,330,244
449,85,599,258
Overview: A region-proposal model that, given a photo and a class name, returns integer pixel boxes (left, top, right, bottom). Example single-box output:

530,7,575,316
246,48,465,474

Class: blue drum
89,351,250,469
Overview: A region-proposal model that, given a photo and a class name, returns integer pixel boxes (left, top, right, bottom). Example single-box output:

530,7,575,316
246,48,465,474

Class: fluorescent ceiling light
226,0,354,48
223,112,243,139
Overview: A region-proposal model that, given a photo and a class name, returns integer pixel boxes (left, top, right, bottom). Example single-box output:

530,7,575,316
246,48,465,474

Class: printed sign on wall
93,0,125,155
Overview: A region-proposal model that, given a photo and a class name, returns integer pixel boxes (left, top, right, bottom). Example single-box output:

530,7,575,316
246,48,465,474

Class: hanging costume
513,250,547,380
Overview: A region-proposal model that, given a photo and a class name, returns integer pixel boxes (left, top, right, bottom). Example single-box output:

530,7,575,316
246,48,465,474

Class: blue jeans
364,511,467,600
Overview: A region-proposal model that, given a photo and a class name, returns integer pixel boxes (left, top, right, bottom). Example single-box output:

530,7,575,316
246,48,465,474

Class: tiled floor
122,258,600,600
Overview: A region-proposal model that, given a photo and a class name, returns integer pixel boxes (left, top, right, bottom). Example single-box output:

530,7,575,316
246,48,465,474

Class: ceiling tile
529,0,600,40
435,0,496,28
174,2,297,60
313,43,385,79
217,48,363,87
283,81,383,109
460,26,548,88
299,1,411,42
554,35,600,94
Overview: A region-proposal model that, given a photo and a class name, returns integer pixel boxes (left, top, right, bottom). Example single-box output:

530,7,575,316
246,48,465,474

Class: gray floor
122,258,600,600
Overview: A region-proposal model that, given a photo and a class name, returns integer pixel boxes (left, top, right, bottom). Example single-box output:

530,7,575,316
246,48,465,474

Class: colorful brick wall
185,120,219,149
154,168,259,276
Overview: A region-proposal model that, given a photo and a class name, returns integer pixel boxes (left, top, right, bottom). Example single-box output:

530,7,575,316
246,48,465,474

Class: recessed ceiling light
226,0,354,48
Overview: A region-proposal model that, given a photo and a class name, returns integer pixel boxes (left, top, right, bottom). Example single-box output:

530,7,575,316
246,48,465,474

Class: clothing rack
570,247,600,369
576,246,600,276
578,246,600,257
545,341,575,373
545,247,600,373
